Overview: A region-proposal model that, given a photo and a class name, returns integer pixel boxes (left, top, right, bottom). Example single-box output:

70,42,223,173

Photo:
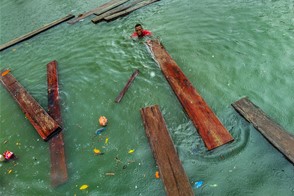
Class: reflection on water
1,0,294,195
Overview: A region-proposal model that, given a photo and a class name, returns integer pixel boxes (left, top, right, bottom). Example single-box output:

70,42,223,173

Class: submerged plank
140,105,194,196
147,40,233,150
47,60,68,187
0,14,74,51
115,69,139,103
0,70,61,141
232,97,294,164
68,0,129,24
104,0,160,21
92,0,143,24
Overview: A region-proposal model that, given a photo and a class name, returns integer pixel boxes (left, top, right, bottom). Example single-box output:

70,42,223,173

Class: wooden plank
0,70,61,141
47,60,68,187
146,40,233,150
140,105,194,196
0,14,74,52
104,0,160,21
115,69,139,103
92,0,143,24
232,97,294,164
68,0,129,24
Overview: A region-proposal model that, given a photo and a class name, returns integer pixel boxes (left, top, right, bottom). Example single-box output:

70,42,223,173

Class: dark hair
135,24,142,28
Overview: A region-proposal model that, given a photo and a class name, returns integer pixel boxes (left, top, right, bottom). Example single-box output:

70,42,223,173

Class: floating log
0,14,74,52
115,69,139,103
232,97,294,164
147,40,233,150
0,70,61,141
92,0,143,24
47,60,68,187
140,105,194,196
68,0,129,24
104,0,160,21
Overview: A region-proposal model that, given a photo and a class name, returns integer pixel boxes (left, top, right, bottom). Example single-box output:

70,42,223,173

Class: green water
0,0,293,195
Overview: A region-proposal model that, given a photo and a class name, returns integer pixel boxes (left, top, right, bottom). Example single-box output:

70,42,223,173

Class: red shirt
131,30,152,38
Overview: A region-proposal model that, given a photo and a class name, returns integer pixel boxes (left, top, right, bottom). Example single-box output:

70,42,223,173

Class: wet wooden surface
147,40,233,150
140,105,194,196
0,70,61,141
115,69,139,103
68,0,129,24
232,97,294,164
104,0,160,21
92,0,142,24
0,14,74,51
47,60,68,187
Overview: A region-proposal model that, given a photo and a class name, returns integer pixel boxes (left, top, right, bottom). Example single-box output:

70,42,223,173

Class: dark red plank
115,69,139,103
0,14,74,51
232,97,294,164
140,105,194,196
47,60,68,187
0,70,61,141
147,40,234,150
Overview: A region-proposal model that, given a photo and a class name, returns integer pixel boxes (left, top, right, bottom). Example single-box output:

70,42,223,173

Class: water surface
1,0,293,195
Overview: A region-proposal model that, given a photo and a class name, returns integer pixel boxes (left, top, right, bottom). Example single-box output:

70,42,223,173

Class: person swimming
131,24,152,38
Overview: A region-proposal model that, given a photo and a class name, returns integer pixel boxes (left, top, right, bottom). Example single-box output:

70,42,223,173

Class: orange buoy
99,116,108,126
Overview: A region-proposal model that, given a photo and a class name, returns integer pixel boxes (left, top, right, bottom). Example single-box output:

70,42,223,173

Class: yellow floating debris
128,149,135,154
93,148,101,155
1,70,10,76
79,184,89,190
155,171,160,179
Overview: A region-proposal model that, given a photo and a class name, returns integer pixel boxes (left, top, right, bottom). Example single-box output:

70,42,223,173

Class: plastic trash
95,127,106,135
3,151,14,160
194,181,203,188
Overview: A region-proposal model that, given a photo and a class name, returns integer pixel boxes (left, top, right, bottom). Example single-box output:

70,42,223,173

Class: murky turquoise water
1,0,294,195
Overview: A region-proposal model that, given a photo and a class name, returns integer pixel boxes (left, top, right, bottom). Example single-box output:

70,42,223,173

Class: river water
0,0,293,195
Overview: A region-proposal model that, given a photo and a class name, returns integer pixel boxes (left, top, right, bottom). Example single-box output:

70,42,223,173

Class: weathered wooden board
104,0,159,21
232,97,294,164
0,70,61,141
115,69,139,103
0,14,74,51
68,0,129,24
47,60,68,187
92,0,143,24
140,105,194,196
147,40,234,150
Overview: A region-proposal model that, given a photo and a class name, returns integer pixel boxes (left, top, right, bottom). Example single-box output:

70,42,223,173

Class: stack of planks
68,0,130,24
66,0,159,24
92,0,160,24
